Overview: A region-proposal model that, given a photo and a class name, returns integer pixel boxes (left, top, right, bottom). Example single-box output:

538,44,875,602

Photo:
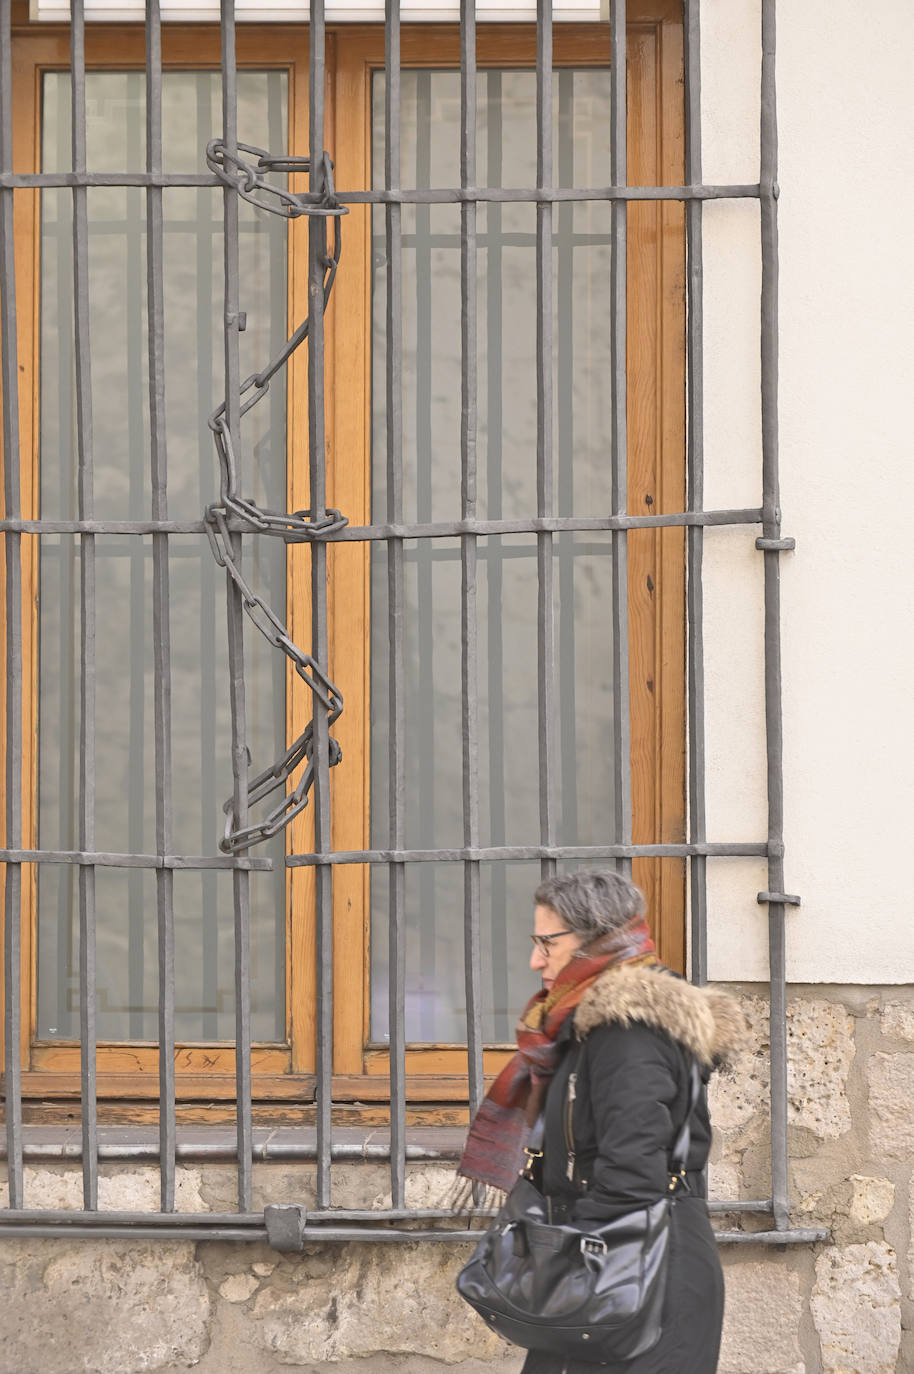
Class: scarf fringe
447,1173,507,1219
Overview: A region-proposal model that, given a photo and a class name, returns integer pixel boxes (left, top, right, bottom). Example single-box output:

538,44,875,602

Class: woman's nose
530,944,546,971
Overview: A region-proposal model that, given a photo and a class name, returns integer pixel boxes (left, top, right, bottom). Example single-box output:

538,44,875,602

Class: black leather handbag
456,1058,701,1365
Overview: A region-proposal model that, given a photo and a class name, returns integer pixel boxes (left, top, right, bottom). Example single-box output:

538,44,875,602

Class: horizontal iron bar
0,172,220,188
707,1199,772,1214
0,1223,271,1241
0,519,235,535
0,1199,774,1220
1,1135,467,1164
0,849,272,870
712,1229,829,1245
0,1220,827,1245
288,841,770,866
0,1206,479,1225
0,1222,481,1242
0,1208,259,1225
330,509,764,539
0,509,763,537
343,184,762,203
0,172,760,202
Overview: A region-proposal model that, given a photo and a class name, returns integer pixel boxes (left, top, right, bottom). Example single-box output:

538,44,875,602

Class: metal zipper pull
565,1072,577,1180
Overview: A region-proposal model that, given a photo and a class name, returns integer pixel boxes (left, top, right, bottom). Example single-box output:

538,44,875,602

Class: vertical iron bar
759,0,789,1233
535,0,557,880
146,0,176,1212
555,72,578,850
126,91,145,1040
459,0,483,1124
52,117,76,1030
71,0,98,1212
484,73,508,1036
195,73,219,1042
609,0,632,878
384,0,407,1211
413,74,436,1038
0,0,24,1211
220,0,254,1214
266,78,288,1019
684,0,707,985
308,0,334,1212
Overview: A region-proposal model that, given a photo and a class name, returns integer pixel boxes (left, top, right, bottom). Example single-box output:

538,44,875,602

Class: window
4,2,685,1115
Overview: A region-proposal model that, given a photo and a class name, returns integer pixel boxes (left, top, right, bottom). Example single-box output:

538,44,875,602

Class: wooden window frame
3,0,685,1117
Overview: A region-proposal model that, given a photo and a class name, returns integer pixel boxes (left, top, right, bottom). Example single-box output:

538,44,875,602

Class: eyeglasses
530,930,576,955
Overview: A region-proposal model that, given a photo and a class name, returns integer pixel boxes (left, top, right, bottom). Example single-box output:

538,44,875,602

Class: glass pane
37,70,289,1044
370,68,614,1045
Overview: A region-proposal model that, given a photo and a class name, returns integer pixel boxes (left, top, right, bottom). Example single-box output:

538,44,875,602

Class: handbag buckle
580,1236,608,1257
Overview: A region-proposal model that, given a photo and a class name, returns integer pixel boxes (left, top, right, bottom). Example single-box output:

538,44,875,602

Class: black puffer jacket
521,965,744,1374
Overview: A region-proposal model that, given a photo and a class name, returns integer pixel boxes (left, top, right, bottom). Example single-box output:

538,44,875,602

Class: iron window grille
0,0,826,1248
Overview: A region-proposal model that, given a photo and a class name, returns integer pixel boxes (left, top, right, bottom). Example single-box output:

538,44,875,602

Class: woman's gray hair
533,869,645,939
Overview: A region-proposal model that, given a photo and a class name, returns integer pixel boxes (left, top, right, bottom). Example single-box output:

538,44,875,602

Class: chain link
206,146,348,853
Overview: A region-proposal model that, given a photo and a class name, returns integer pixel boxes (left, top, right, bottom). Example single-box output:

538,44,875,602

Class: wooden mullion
627,13,687,969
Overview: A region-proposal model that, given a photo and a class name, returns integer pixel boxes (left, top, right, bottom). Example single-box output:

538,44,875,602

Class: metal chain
205,145,348,853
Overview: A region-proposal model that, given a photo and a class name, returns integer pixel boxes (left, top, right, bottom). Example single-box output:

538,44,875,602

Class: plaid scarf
457,915,659,1196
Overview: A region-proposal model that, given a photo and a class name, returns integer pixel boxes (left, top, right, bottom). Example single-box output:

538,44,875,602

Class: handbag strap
521,1108,547,1178
669,1057,703,1175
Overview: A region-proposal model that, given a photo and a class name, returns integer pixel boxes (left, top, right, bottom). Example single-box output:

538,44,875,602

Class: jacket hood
573,963,746,1068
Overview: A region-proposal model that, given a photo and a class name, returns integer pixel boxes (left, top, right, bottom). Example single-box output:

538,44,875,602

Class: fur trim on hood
573,964,746,1068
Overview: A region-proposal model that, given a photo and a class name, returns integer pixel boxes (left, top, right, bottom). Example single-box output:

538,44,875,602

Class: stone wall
0,985,912,1374
708,986,913,1374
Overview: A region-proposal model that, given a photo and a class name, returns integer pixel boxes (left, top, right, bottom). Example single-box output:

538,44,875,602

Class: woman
457,870,744,1374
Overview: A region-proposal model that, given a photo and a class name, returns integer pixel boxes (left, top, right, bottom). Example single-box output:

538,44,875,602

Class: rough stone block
0,1241,210,1373
811,1242,901,1374
219,1272,260,1303
881,999,914,1043
250,1164,317,1212
848,1176,895,1228
867,1052,914,1160
0,1164,207,1213
785,999,855,1139
707,996,770,1135
246,1242,507,1364
370,1163,457,1211
717,1260,803,1373
0,1165,81,1211
710,995,854,1143
707,1159,742,1202
794,1175,898,1246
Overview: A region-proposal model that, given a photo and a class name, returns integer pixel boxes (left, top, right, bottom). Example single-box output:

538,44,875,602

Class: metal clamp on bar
264,1203,309,1252
757,891,802,906
756,535,796,552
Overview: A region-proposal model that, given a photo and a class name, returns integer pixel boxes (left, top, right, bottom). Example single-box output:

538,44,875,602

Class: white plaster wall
702,0,914,981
